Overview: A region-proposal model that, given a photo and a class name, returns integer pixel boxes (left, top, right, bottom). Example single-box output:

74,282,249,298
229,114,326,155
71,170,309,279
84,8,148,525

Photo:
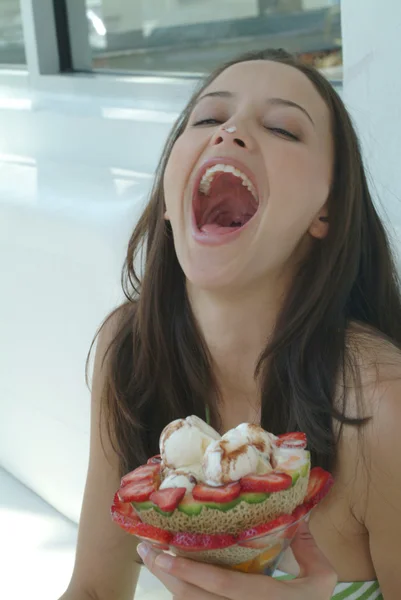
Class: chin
183,259,248,293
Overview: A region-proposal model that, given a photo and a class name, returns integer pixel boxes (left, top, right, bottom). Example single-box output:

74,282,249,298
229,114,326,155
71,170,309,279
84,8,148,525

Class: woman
61,49,401,600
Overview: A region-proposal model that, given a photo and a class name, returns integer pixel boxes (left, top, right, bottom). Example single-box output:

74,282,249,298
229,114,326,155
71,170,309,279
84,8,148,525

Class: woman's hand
137,521,337,599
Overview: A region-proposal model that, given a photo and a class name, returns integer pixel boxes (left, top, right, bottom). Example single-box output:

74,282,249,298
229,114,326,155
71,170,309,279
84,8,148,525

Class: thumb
290,520,335,580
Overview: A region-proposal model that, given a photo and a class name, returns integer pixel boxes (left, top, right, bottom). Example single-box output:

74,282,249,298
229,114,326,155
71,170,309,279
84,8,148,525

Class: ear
309,211,329,239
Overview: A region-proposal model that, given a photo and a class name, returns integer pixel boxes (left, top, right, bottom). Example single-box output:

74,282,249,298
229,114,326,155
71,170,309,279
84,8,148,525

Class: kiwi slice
203,498,242,512
132,500,173,517
177,500,203,516
239,492,270,504
153,506,174,517
300,462,310,478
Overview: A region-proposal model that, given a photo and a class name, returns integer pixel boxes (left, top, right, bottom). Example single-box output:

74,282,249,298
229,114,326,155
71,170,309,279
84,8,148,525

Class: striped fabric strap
273,571,383,599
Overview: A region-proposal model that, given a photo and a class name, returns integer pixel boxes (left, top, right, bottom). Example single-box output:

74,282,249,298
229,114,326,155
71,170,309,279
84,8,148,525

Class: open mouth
193,163,259,235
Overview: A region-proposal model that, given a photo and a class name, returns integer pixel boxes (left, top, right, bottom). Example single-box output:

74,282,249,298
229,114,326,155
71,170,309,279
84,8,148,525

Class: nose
211,123,254,151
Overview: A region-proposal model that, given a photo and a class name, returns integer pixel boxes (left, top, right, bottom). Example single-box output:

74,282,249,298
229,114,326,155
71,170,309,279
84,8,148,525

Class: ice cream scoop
160,415,221,469
159,471,197,493
235,423,277,457
203,428,260,486
161,463,205,484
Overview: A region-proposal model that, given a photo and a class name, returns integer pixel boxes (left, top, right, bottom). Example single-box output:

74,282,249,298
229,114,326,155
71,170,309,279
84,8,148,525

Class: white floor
0,468,171,600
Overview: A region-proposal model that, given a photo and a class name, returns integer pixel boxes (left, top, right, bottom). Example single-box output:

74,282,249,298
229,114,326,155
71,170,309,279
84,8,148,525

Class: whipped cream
273,447,308,472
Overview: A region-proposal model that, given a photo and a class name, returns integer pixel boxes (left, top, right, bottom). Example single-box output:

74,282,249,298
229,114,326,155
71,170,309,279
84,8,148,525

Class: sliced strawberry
150,487,186,512
111,492,140,520
304,467,334,506
192,482,241,503
111,492,140,533
171,531,235,551
147,454,162,465
238,514,295,546
121,463,161,487
240,472,292,493
292,501,313,522
132,522,172,548
118,480,156,503
275,432,307,449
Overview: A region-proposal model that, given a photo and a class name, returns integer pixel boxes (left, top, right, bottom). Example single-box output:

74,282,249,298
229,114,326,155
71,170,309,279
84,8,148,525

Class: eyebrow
197,91,315,126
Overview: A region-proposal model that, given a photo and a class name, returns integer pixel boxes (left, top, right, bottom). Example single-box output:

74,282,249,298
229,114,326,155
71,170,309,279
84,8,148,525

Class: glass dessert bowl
111,416,334,575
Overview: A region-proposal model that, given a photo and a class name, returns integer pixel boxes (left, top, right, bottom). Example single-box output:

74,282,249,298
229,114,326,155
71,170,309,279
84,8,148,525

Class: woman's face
163,60,333,291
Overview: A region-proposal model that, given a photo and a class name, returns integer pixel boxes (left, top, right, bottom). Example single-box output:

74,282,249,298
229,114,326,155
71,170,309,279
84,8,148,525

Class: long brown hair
90,49,401,476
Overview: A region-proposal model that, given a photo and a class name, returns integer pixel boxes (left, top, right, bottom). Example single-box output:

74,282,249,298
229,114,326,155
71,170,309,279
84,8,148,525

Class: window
0,0,26,64
86,0,341,81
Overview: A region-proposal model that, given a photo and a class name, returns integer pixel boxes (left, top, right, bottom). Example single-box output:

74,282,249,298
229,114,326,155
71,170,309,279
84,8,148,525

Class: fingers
139,543,282,600
290,521,337,589
138,543,227,599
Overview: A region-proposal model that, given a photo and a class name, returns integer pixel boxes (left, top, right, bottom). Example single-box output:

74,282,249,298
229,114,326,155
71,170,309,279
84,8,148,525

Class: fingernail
137,543,150,560
155,553,173,571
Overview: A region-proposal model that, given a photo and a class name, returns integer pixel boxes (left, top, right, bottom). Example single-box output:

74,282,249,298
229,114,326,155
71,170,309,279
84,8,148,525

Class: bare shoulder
333,322,401,506
343,322,401,417
347,321,401,442
344,326,401,595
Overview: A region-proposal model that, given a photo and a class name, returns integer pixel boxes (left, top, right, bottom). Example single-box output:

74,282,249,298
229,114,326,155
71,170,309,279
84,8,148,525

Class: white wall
342,0,401,257
0,77,191,523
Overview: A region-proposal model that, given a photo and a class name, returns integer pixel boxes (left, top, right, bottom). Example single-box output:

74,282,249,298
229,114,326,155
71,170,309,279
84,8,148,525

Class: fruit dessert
111,416,334,573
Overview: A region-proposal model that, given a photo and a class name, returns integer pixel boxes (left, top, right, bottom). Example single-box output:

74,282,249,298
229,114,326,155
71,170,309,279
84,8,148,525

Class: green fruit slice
203,498,241,512
153,506,174,517
132,501,153,511
300,462,310,478
178,497,203,516
239,492,269,504
132,500,173,517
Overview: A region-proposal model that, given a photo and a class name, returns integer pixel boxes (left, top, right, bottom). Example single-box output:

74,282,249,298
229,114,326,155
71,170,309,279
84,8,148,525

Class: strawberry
192,482,241,503
240,472,292,493
147,454,162,465
292,501,313,522
132,522,172,548
171,531,235,551
304,467,334,506
150,487,186,512
111,492,140,533
121,463,161,487
118,480,156,503
238,514,295,547
275,432,307,449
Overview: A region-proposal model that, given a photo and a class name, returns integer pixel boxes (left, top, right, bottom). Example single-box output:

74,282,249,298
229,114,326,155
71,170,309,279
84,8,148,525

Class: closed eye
266,127,299,141
192,118,222,126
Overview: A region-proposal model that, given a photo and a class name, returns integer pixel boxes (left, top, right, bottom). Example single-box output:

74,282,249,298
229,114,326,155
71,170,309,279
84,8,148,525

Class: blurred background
1,0,341,76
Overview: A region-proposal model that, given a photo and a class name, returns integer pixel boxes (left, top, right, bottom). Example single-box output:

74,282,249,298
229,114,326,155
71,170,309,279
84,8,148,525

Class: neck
187,280,285,406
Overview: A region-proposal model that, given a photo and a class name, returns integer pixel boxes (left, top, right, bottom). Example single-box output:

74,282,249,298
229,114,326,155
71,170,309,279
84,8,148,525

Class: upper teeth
199,163,258,200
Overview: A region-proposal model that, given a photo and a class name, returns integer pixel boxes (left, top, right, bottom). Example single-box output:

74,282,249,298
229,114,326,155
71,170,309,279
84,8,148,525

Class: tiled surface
0,468,171,600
